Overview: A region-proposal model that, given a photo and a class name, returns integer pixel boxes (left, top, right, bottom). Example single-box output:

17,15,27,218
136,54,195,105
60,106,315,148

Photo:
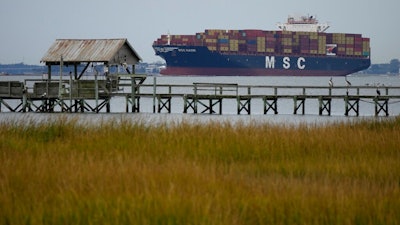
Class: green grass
0,116,399,225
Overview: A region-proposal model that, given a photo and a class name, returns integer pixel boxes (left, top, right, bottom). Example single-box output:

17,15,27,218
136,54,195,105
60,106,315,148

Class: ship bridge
277,15,330,32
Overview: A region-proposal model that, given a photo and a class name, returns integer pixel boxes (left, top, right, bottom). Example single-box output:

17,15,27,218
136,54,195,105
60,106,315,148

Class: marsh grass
0,116,399,225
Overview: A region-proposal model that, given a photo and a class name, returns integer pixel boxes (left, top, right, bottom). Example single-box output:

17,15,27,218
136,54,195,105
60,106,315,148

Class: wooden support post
73,100,78,113
194,97,198,114
218,98,222,114
374,97,389,116
157,95,172,113
208,99,213,114
132,96,140,112
153,76,156,113
318,96,331,116
125,95,140,113
197,98,222,114
45,99,51,112
237,96,251,115
344,96,359,116
49,99,56,112
194,86,198,114
125,95,129,113
183,95,196,114
263,96,278,114
293,96,305,115
22,93,27,112
131,78,136,113
95,73,98,112
106,98,111,113
79,99,85,112
183,95,187,113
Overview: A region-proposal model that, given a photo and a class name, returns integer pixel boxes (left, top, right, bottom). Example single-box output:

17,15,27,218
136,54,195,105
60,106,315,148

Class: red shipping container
310,39,318,45
266,41,276,48
243,29,264,37
265,33,275,38
354,37,363,43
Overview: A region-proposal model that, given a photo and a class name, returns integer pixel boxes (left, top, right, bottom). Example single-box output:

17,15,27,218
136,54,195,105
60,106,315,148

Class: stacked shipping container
153,29,370,58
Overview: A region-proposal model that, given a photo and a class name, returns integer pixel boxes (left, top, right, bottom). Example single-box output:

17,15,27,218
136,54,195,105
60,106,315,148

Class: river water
0,74,399,126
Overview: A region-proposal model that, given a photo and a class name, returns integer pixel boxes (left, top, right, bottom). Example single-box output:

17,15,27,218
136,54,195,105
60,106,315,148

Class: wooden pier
1,75,400,116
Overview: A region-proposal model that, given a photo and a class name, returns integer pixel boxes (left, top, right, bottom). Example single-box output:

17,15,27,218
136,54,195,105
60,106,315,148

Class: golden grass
0,116,399,225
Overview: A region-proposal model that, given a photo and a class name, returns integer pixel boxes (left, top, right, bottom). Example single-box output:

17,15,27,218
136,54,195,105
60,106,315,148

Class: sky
0,0,399,65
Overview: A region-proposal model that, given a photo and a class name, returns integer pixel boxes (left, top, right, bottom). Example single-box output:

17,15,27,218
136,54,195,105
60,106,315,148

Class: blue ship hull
153,45,371,76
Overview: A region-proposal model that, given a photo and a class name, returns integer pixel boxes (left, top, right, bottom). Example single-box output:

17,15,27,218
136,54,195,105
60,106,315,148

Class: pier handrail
193,82,238,96
136,83,400,98
2,76,400,115
7,77,400,99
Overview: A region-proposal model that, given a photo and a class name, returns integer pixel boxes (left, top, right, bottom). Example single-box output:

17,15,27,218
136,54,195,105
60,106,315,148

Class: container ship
153,15,371,76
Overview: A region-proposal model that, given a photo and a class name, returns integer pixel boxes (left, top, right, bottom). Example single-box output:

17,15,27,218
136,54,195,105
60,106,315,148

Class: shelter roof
41,38,141,65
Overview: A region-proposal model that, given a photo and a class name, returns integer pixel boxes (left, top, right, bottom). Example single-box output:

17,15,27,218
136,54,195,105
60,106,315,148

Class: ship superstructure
276,15,329,32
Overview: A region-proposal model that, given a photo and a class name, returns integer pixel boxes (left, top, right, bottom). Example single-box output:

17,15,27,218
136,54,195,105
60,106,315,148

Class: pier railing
1,75,400,116
135,83,400,116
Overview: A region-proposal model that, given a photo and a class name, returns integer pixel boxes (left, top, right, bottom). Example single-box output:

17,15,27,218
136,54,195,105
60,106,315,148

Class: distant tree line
363,59,399,75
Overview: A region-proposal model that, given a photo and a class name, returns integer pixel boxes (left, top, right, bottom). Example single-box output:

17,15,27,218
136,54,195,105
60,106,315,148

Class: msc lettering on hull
266,56,306,70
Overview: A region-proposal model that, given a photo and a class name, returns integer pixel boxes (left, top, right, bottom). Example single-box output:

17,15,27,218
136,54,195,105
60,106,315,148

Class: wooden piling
263,96,278,114
157,94,172,113
318,96,332,116
237,96,251,115
293,96,306,115
374,96,389,116
345,96,360,116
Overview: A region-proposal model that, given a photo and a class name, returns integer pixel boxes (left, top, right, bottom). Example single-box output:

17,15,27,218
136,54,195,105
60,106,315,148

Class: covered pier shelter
41,38,142,79
0,38,147,113
9,38,146,113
